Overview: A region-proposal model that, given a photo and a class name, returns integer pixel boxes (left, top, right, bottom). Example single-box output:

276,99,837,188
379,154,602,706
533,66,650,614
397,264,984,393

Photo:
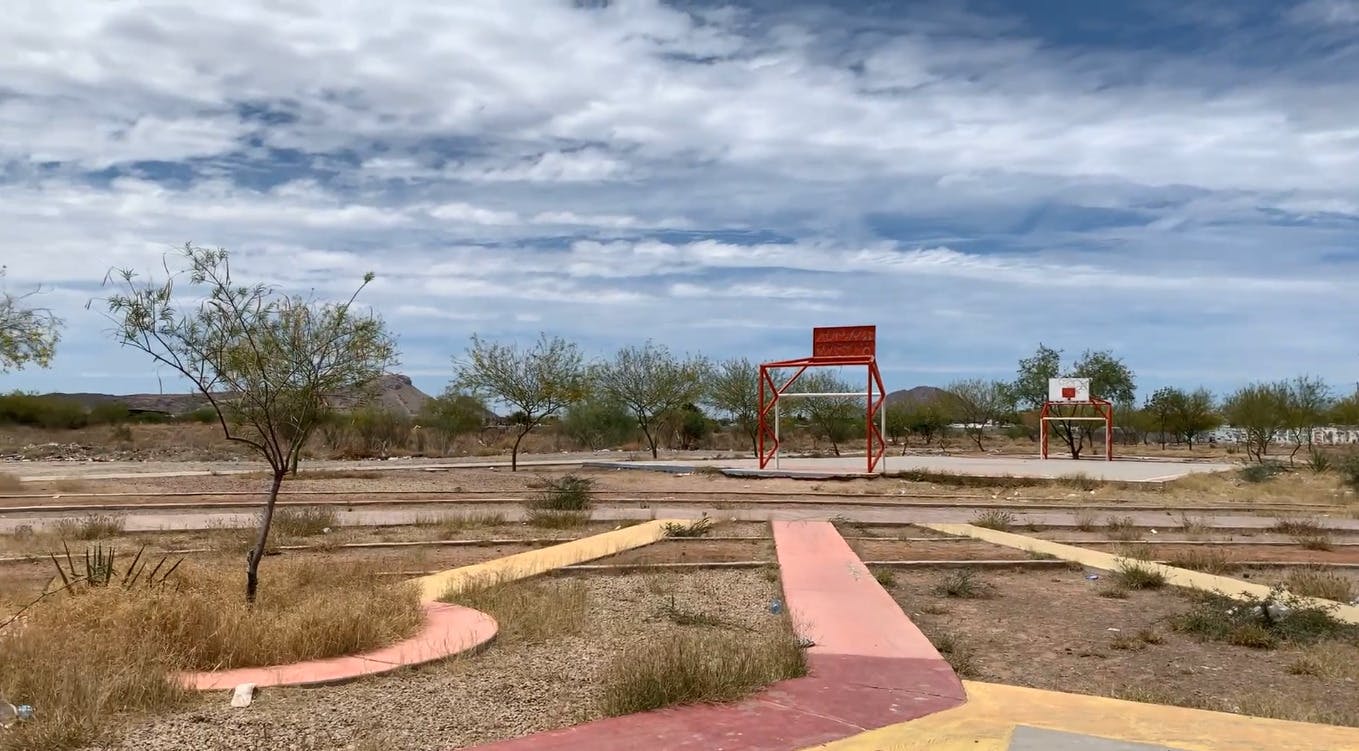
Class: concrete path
597,456,1234,482
181,602,497,690
463,520,964,751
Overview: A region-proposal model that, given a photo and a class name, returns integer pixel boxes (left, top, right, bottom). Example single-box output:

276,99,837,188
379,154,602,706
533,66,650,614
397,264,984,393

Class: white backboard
1048,377,1091,402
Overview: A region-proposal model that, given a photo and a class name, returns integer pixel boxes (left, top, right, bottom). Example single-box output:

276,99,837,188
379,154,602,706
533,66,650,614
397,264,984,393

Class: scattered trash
230,683,256,708
796,636,816,649
0,700,34,729
768,599,783,614
1150,529,1158,535
1086,574,1100,581
322,527,332,535
1106,627,1121,633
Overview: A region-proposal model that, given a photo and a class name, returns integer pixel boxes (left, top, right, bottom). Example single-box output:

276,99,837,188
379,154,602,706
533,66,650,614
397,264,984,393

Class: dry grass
1164,548,1238,575
1293,532,1334,551
933,569,993,599
0,558,421,751
49,513,125,540
525,508,592,528
971,509,1016,531
1073,509,1101,532
1272,516,1324,536
597,617,807,716
1285,567,1356,603
1104,515,1141,541
442,576,588,644
1287,641,1359,680
1176,513,1213,539
272,505,340,537
1112,559,1167,590
930,631,979,677
412,511,507,537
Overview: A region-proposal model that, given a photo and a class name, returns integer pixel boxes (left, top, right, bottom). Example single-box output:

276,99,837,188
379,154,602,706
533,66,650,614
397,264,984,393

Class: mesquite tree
102,244,396,602
594,342,710,458
0,266,62,372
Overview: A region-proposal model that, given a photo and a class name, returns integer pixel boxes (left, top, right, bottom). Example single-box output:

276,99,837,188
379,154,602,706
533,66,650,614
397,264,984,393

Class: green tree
669,402,713,451
1222,382,1290,463
705,357,760,456
946,379,1012,451
1282,375,1332,464
593,342,710,459
886,397,952,451
790,372,861,456
1333,388,1359,426
454,333,587,471
103,244,395,602
0,266,62,372
1145,387,1177,449
1011,343,1061,410
420,391,487,455
560,396,636,450
1016,347,1136,459
1168,387,1221,450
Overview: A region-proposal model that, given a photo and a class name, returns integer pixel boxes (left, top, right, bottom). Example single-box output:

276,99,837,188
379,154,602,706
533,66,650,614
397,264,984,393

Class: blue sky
2,0,1358,400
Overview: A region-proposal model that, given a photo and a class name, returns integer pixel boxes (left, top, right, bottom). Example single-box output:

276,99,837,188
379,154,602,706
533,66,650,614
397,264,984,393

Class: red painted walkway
460,520,964,750
183,602,498,690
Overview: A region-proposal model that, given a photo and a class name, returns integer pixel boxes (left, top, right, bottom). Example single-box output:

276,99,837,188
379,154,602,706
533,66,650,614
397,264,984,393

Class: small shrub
1225,622,1278,649
1287,642,1359,680
930,632,979,677
872,567,896,587
1073,509,1100,532
1171,586,1354,648
1025,550,1057,561
526,508,591,528
1105,515,1141,541
534,474,595,511
412,511,506,536
1058,473,1100,491
1293,532,1334,551
918,602,951,615
1272,516,1323,536
1239,462,1285,483
971,509,1016,531
1136,628,1165,645
597,621,806,716
1113,559,1166,590
1340,454,1359,490
1109,633,1146,651
1285,567,1355,603
1114,542,1154,561
1176,513,1212,539
663,517,715,538
1165,549,1238,575
933,569,992,599
1305,450,1332,474
654,596,752,631
11,524,35,541
109,423,135,443
272,506,339,537
50,514,125,540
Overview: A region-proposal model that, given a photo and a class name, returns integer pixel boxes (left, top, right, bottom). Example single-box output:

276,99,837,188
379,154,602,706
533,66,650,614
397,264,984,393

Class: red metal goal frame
1039,398,1114,461
757,326,888,473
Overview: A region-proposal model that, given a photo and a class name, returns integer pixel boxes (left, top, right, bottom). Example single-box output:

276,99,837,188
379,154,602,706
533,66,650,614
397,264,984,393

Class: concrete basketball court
590,455,1235,483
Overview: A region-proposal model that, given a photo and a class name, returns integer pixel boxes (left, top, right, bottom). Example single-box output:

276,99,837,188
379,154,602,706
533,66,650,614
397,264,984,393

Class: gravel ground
109,569,784,751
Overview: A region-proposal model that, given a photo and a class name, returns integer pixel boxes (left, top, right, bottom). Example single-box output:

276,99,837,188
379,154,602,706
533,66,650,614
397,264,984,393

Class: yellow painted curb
808,681,1359,751
923,523,1359,624
412,519,677,602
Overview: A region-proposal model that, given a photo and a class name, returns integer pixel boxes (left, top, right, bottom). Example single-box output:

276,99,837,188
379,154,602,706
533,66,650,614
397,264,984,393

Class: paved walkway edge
459,520,964,751
923,523,1359,624
413,519,676,602
180,602,497,690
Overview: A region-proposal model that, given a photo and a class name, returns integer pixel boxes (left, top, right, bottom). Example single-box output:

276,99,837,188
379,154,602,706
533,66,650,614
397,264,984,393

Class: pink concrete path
182,602,497,690
460,520,964,751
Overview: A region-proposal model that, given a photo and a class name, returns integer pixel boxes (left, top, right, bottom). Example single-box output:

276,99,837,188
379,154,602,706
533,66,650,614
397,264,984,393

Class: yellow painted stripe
412,519,677,602
922,523,1359,624
807,681,1359,751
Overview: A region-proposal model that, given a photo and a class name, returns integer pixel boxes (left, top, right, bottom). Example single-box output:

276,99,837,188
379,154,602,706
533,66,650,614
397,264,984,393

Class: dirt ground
886,569,1359,727
111,569,790,751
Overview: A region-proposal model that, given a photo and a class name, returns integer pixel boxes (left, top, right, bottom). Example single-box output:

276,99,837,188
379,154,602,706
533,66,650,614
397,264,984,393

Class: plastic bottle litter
0,701,35,729
768,599,783,614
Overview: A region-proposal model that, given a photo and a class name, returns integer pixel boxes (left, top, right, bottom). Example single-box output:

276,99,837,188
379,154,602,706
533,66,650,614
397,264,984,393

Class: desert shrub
412,511,506,537
597,621,806,716
1273,516,1323,535
1176,513,1212,538
1285,567,1355,603
1113,559,1167,590
181,406,220,424
272,506,339,537
533,474,594,511
1073,509,1100,532
1294,532,1334,551
1105,515,1141,541
663,517,715,538
1239,462,1285,483
930,631,979,677
1058,473,1100,491
872,567,896,587
525,509,591,528
933,569,992,598
0,392,89,429
50,514,125,540
1171,586,1354,649
971,509,1016,531
1305,450,1332,474
1165,549,1238,575
1341,454,1359,490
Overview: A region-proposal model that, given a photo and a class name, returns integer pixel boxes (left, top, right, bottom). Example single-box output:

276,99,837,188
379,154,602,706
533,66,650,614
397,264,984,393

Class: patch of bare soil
887,569,1359,727
113,570,789,751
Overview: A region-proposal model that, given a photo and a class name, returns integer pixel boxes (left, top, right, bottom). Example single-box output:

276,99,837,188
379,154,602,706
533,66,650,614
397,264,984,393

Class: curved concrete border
462,521,965,750
181,602,497,691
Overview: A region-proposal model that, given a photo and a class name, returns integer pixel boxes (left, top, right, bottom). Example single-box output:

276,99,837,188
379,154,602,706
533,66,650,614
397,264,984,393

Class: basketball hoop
1039,378,1114,461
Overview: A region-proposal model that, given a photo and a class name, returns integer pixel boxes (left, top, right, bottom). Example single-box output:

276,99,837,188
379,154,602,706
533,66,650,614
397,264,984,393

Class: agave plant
47,543,182,593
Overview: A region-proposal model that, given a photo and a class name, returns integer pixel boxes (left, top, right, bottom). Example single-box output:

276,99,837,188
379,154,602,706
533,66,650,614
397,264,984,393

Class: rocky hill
41,373,433,418
885,385,951,406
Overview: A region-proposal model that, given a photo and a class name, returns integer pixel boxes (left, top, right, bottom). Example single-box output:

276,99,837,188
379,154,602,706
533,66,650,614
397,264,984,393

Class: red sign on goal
812,325,876,358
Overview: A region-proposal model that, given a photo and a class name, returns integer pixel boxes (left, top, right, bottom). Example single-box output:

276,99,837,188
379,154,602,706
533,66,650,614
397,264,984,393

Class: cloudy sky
3,0,1358,399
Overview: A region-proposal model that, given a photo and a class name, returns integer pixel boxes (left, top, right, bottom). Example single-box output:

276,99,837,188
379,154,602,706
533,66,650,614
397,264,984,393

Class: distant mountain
885,385,951,406
41,373,433,418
